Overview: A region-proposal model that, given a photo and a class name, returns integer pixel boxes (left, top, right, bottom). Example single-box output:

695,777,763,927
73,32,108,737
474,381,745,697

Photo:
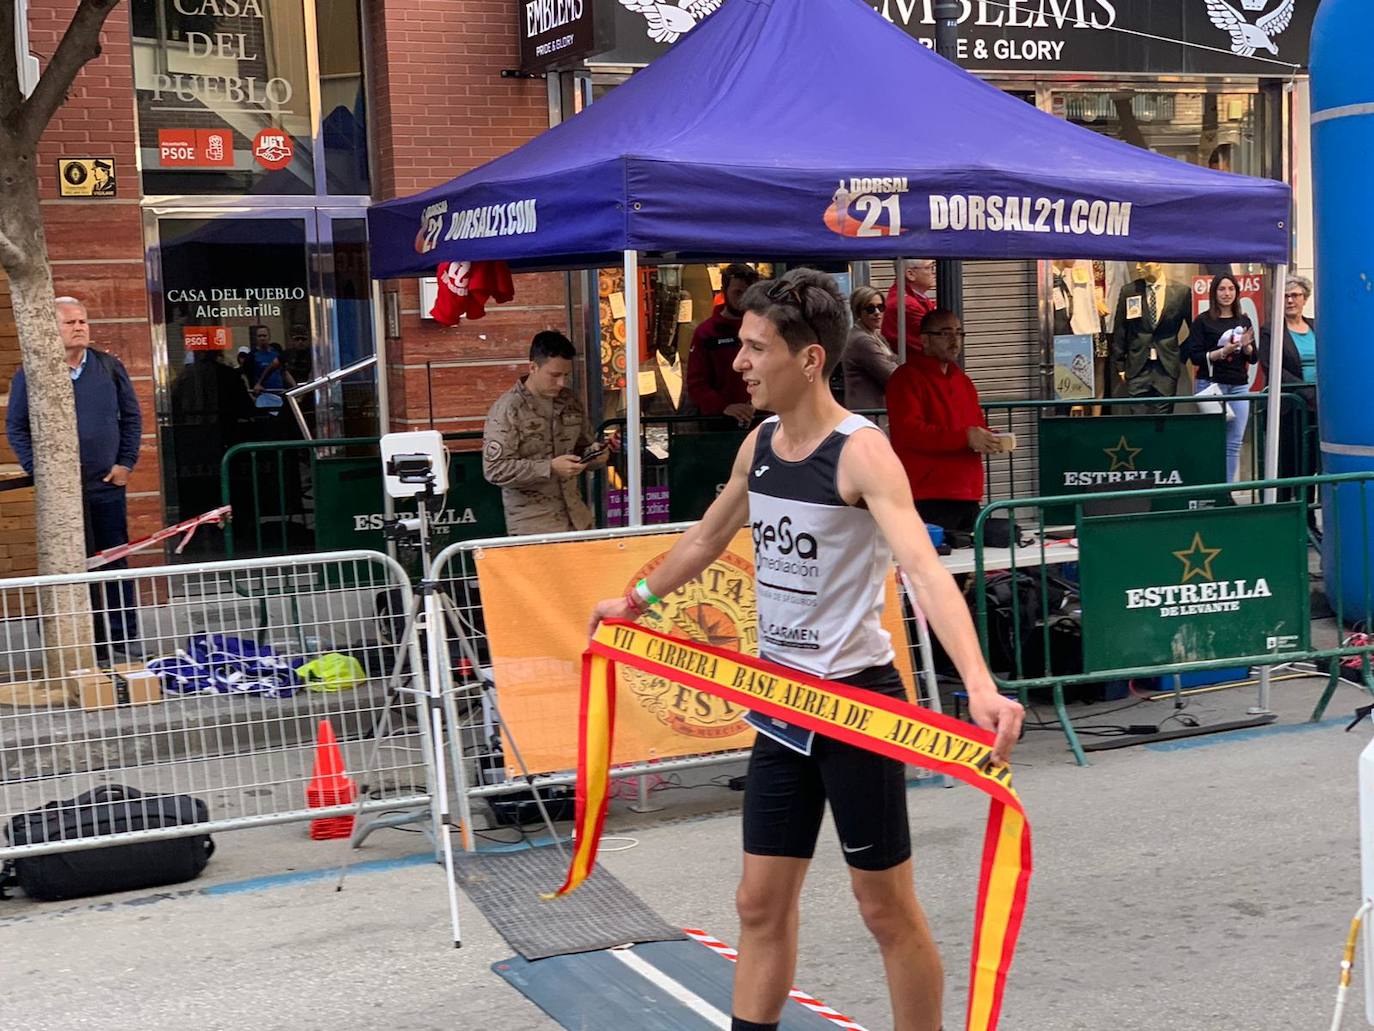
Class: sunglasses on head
765,278,822,344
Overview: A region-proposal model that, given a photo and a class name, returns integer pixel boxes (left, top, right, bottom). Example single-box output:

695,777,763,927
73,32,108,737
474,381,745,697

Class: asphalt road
3,674,1371,1031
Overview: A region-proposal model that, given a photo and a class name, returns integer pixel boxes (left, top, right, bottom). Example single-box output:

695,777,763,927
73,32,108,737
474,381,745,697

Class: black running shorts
741,663,912,872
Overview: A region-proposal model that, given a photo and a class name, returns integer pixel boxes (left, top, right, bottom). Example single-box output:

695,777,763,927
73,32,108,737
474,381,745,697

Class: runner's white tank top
747,414,894,678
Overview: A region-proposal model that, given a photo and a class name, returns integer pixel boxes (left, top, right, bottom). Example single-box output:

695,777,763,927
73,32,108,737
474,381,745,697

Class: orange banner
473,528,916,776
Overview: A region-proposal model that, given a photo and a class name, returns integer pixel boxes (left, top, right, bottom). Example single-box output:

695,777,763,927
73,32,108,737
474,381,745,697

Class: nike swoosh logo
841,843,873,854
753,466,769,477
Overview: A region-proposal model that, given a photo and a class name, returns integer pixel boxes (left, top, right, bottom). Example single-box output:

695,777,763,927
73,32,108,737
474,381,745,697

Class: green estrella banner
1078,503,1310,671
1038,414,1226,520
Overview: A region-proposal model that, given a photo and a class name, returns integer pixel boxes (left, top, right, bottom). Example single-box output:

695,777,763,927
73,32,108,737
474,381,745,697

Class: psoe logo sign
1204,0,1297,58
1062,435,1183,487
1124,532,1272,619
823,177,909,239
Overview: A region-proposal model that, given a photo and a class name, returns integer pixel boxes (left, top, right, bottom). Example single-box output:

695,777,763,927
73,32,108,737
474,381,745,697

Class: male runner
589,269,1024,1031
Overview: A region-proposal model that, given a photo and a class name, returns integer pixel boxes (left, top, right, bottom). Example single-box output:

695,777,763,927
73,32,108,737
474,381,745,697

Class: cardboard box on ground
0,662,162,710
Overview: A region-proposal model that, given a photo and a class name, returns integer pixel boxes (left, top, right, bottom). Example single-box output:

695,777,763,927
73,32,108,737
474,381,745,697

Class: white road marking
609,946,733,1029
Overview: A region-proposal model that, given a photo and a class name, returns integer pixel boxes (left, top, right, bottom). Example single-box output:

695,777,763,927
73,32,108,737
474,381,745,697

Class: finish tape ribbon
551,620,1032,1031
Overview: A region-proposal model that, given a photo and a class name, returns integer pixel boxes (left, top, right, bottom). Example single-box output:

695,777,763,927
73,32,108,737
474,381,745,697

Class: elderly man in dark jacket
6,296,143,654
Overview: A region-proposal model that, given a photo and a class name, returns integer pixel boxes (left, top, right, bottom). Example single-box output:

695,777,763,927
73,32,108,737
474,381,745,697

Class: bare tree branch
16,0,121,149
0,0,22,123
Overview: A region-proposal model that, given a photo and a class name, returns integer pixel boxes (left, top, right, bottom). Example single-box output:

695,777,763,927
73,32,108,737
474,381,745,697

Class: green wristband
635,579,661,607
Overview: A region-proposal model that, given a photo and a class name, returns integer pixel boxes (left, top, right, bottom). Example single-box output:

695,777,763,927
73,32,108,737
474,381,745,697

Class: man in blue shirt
6,296,143,655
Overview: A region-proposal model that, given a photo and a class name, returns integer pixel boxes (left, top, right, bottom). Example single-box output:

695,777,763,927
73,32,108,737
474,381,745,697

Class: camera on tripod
380,430,449,500
387,454,436,485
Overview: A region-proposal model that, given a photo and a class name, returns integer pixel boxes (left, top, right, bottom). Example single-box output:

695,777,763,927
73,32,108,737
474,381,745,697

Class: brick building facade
2,0,571,574
4,1,1315,575
365,0,569,437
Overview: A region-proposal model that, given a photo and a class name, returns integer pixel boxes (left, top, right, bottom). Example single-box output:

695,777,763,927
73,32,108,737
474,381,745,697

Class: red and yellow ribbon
553,621,1032,1031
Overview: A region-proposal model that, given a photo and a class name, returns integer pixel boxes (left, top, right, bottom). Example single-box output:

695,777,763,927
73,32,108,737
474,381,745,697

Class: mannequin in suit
1110,261,1192,415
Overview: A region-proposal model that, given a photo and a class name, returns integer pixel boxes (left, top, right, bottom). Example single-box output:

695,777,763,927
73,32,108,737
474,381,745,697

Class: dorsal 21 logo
824,177,910,239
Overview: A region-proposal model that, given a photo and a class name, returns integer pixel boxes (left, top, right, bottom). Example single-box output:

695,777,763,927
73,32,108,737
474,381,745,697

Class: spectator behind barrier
5,296,143,658
880,259,936,351
1260,273,1320,515
481,331,609,535
686,263,761,427
841,286,897,413
886,308,1008,534
1184,274,1257,483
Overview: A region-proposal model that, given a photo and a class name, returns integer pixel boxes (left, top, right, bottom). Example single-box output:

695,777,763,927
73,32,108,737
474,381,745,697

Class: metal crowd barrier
591,392,1315,526
970,471,1374,767
426,521,945,830
979,389,1315,509
0,550,430,860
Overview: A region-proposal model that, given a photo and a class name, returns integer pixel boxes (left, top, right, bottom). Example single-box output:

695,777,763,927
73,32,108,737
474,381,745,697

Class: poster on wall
1052,333,1095,400
57,158,117,197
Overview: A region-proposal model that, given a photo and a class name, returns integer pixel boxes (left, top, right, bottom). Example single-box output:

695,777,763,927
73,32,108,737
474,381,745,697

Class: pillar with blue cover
1312,0,1374,622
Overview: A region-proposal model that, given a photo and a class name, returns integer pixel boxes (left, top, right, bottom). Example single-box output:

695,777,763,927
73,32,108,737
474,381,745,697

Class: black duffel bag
982,570,1081,680
4,785,215,901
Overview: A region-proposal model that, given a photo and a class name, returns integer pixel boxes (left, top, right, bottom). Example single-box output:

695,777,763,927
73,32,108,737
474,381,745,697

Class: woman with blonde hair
841,286,898,412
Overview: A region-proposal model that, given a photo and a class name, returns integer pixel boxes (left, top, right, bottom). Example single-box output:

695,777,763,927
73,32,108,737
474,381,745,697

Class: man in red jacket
880,259,937,351
687,263,761,425
886,309,1001,532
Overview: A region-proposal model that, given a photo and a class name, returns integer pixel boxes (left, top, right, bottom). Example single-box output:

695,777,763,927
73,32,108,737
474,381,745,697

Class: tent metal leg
623,249,643,526
895,256,907,364
1253,263,1289,716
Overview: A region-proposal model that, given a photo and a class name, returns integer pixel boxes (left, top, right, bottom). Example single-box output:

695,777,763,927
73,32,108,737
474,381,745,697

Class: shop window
316,0,370,195
1048,91,1273,407
1058,91,1262,175
132,0,316,195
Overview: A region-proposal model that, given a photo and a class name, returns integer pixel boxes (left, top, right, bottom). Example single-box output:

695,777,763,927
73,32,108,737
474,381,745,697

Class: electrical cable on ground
1329,901,1371,1031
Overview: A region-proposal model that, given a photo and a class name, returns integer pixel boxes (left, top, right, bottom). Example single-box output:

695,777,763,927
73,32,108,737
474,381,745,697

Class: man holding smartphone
482,331,609,535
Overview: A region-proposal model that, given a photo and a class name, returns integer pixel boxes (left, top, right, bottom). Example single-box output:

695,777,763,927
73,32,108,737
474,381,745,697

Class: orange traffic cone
306,719,357,840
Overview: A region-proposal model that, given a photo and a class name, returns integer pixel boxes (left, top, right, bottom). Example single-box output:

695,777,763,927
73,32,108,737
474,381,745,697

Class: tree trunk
1,0,127,696
0,147,97,690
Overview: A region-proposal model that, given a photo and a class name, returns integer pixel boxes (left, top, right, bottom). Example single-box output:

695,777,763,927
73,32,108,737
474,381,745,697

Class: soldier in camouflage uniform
482,331,606,535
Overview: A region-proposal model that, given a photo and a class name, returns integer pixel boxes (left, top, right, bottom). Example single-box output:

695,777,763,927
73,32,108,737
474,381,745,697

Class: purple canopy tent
368,0,1292,528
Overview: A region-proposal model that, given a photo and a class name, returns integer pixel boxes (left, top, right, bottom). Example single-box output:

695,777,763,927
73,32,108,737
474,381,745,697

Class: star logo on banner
1173,533,1223,583
1103,436,1143,472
